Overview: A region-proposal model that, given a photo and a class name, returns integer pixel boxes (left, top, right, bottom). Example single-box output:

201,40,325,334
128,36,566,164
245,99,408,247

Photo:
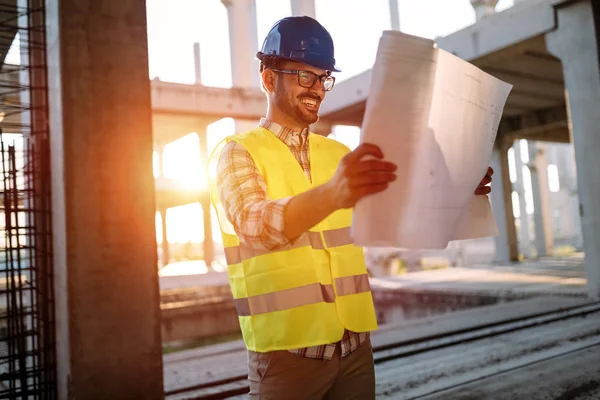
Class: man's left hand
475,166,494,196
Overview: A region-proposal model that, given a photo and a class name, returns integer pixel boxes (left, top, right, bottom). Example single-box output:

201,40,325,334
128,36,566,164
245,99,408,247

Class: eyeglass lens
298,71,334,91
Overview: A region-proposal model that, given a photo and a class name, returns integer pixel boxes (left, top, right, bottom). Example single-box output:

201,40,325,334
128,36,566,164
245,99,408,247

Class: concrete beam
436,0,556,61
152,113,214,147
505,120,570,143
151,81,265,122
45,0,164,397
546,0,600,299
481,69,564,101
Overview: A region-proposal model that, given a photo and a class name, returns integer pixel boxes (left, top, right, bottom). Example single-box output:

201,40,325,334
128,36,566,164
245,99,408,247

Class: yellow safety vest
208,127,378,352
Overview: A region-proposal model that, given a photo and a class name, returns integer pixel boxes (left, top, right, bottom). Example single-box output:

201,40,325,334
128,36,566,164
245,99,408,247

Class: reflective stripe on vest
234,273,370,316
224,227,353,265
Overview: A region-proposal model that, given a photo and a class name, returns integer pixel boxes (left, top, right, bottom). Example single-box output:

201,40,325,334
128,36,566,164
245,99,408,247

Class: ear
261,69,276,93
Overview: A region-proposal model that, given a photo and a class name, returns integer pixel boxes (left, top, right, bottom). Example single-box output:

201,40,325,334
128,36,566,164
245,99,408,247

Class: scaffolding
0,0,56,398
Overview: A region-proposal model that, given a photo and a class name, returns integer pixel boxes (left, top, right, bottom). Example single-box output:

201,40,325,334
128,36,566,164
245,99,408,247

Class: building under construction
0,0,599,398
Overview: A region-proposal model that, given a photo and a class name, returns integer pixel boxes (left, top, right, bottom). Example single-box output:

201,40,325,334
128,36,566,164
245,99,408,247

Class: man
209,16,494,400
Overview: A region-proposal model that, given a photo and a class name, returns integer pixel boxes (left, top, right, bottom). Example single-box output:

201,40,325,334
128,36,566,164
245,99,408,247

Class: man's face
272,60,329,126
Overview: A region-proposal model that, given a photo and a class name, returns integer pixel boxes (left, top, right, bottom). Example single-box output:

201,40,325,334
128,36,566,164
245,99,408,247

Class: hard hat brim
256,52,341,73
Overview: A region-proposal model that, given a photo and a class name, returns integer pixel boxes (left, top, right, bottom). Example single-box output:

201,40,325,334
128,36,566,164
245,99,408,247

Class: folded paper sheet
352,31,513,249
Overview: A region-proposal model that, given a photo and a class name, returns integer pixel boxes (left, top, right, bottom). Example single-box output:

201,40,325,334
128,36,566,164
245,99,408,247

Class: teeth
301,99,317,106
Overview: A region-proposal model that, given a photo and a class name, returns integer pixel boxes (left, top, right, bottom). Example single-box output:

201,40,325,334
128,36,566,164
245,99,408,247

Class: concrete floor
418,345,600,400
375,305,600,399
163,296,596,399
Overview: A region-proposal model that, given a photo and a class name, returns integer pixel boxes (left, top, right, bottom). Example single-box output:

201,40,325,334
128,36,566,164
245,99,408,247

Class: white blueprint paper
352,31,513,249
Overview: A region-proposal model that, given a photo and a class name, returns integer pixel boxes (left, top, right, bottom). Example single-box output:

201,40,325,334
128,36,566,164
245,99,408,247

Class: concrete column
470,0,498,20
513,140,532,259
291,0,316,18
389,0,400,30
160,208,170,268
528,142,554,256
546,0,600,299
222,0,260,133
490,139,519,262
222,0,260,88
560,142,584,249
197,131,214,268
193,42,202,84
46,0,164,397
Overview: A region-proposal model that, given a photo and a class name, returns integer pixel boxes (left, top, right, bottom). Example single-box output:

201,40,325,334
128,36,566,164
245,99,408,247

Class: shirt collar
259,118,310,145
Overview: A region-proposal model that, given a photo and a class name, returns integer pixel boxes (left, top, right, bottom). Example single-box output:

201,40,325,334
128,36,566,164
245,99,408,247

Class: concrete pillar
160,208,170,268
45,0,164,397
513,140,533,259
291,0,316,18
197,131,214,268
561,143,584,249
222,0,260,133
222,0,260,88
193,42,202,85
389,0,400,30
546,0,600,299
528,142,554,256
490,139,519,262
470,0,498,21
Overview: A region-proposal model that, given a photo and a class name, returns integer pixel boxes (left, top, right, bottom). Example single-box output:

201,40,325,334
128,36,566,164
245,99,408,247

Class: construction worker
208,16,494,400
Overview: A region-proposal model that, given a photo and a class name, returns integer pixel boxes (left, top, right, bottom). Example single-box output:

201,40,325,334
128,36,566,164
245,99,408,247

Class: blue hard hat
256,16,341,72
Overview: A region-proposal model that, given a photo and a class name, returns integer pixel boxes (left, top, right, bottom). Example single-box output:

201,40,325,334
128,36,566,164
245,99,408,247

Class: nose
311,79,327,95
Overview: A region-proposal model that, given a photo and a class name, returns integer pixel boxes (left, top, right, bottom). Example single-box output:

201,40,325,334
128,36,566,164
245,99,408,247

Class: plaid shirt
216,118,369,360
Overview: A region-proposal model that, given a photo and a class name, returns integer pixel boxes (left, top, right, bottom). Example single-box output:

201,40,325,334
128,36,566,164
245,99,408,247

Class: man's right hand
325,143,397,210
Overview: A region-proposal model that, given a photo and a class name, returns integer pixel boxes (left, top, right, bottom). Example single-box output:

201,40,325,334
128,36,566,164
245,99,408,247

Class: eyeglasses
271,69,336,91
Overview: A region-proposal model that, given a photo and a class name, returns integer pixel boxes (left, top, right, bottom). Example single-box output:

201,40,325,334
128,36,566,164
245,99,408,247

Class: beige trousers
247,339,375,400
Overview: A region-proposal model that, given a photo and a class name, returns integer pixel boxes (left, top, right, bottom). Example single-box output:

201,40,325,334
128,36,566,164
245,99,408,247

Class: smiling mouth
300,98,319,110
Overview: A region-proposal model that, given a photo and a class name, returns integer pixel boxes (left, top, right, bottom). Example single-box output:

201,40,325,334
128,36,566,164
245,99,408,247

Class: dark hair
259,56,283,73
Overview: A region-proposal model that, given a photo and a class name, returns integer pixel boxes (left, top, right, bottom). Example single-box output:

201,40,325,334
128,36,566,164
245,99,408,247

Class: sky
145,0,515,86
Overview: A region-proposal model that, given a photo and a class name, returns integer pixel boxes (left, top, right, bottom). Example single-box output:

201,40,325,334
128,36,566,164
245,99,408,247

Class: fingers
477,166,494,189
350,172,397,187
349,159,397,176
344,143,384,163
478,174,492,187
475,186,491,195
